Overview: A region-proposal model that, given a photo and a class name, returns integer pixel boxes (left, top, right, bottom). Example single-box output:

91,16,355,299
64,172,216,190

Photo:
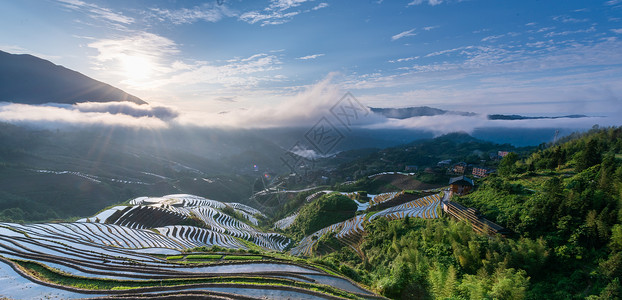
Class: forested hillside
311,126,622,299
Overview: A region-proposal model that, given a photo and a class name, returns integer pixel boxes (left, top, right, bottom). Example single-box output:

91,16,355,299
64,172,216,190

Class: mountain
487,114,589,120
0,50,146,105
370,106,477,119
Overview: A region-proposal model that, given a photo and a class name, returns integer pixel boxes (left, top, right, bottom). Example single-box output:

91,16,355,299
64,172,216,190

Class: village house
472,166,494,178
452,162,467,174
498,151,510,158
449,175,474,195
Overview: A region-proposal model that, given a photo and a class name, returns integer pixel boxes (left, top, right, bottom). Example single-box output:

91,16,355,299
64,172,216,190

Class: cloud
537,26,555,33
289,144,331,159
214,97,237,103
0,102,170,129
389,56,420,63
425,45,473,57
270,0,310,11
408,0,444,6
56,0,134,28
2,79,617,136
552,15,589,23
481,34,505,42
170,73,619,134
611,28,622,34
239,10,299,26
73,102,178,120
362,113,619,136
87,32,180,87
149,53,283,88
312,3,329,10
544,26,596,37
177,73,378,128
297,54,325,60
423,26,439,31
341,34,622,120
239,0,328,26
606,0,622,5
392,29,417,41
150,4,236,25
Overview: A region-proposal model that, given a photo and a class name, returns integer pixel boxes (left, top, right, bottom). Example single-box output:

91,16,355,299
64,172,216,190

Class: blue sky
1,0,621,129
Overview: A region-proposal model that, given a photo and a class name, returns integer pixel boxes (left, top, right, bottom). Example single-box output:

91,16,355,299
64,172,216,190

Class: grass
223,255,262,260
165,255,183,260
186,254,222,260
12,259,363,299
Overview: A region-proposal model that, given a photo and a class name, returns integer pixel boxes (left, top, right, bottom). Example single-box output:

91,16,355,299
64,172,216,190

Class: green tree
289,193,357,237
498,152,519,176
576,139,600,172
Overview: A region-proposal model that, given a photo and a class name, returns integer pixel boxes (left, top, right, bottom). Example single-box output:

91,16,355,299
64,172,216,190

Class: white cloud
423,26,439,31
362,113,619,136
289,144,331,159
606,0,622,5
425,46,473,57
544,26,596,37
171,74,619,133
73,102,178,120
392,28,417,41
56,0,134,28
270,0,309,11
214,96,237,103
240,0,321,26
611,28,622,34
537,26,555,33
0,102,170,129
341,35,622,119
297,53,325,60
239,10,299,26
312,3,329,10
408,0,444,6
389,56,420,63
553,15,589,23
150,4,236,25
149,53,283,89
87,32,180,88
481,34,505,42
176,73,378,128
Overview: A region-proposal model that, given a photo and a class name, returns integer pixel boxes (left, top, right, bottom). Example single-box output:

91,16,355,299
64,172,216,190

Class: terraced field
274,212,298,230
0,193,384,299
0,191,441,298
0,224,379,299
290,193,442,257
80,194,289,251
368,193,441,221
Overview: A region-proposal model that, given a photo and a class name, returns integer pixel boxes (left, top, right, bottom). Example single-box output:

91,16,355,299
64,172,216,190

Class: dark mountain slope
0,50,145,105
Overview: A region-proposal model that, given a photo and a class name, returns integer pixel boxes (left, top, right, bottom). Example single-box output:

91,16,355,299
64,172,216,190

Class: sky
1,0,621,131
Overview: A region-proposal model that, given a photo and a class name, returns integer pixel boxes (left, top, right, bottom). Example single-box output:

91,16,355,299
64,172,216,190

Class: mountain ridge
0,50,146,105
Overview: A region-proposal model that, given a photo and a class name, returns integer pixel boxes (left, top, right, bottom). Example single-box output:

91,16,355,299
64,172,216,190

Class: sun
121,55,153,81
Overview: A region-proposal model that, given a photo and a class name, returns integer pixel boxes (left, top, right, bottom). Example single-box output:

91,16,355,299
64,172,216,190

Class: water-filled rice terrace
289,193,442,257
0,192,441,299
0,194,386,299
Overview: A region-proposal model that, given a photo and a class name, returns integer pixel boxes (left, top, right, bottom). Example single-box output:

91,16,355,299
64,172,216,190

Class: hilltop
0,50,145,105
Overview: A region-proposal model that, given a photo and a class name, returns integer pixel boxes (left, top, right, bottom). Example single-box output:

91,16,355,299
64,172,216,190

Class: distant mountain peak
487,114,589,120
369,106,477,119
0,50,146,105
